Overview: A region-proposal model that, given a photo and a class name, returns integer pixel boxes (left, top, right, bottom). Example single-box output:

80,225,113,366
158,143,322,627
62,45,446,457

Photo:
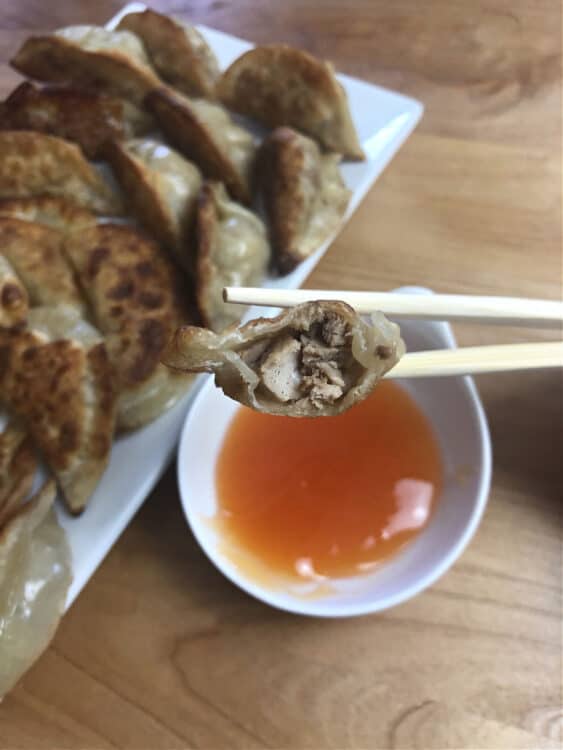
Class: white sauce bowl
176,288,492,617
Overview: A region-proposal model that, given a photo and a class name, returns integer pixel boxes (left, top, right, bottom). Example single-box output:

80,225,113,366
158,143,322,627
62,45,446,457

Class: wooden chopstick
223,287,563,329
387,342,563,379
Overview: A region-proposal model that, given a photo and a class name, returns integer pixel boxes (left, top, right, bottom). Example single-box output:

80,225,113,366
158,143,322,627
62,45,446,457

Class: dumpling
62,223,194,430
11,25,162,105
0,480,72,698
0,131,123,215
257,127,351,274
0,218,86,315
105,138,202,265
118,9,219,98
163,301,404,416
195,182,269,332
0,81,154,159
146,87,256,204
0,255,28,330
217,44,364,160
0,421,37,527
0,305,116,513
0,196,96,234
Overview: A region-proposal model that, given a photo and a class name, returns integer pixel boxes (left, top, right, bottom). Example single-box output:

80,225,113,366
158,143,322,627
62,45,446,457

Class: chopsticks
222,286,563,377
386,342,563,378
223,287,563,329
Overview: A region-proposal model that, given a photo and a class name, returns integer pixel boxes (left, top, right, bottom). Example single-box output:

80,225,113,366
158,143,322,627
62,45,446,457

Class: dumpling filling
162,301,404,417
250,315,361,408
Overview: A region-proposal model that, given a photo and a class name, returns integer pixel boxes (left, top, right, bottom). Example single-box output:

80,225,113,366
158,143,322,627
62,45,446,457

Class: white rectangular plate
59,2,423,605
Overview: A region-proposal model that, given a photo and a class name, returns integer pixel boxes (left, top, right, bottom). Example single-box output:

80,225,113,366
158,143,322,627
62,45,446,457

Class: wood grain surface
0,1,561,748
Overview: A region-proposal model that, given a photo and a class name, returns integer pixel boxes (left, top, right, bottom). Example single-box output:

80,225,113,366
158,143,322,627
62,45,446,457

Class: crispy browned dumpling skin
146,87,256,204
0,421,37,527
11,26,162,106
63,223,194,430
164,301,404,417
0,196,96,233
0,255,28,330
0,82,153,159
0,307,117,513
0,480,72,698
0,131,123,215
118,10,219,98
217,44,364,160
195,182,269,332
257,127,351,274
105,138,201,266
0,218,85,314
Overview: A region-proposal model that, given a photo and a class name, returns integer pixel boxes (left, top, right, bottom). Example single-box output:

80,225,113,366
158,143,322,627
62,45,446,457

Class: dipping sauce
215,381,442,582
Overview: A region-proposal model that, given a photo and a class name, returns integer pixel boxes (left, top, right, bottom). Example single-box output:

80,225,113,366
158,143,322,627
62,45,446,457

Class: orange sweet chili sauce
215,381,442,581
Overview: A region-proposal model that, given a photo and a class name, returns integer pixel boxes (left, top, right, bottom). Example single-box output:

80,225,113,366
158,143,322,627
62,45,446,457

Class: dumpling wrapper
0,218,86,315
196,182,269,332
0,131,123,215
146,87,256,204
63,223,194,430
0,480,72,698
0,196,96,234
0,306,117,514
0,255,28,330
217,44,364,160
258,127,351,274
163,301,404,417
11,25,162,106
105,138,202,265
0,81,153,159
118,9,219,98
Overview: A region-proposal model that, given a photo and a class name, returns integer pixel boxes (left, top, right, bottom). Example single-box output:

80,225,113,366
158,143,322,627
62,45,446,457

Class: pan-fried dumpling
11,26,162,106
146,87,256,204
0,218,86,315
0,421,37,527
0,255,28,329
195,182,269,332
0,196,96,234
0,132,123,215
105,138,202,264
0,306,117,513
0,480,72,698
0,82,153,159
63,223,194,430
118,9,219,98
258,127,351,274
217,45,364,160
163,301,404,416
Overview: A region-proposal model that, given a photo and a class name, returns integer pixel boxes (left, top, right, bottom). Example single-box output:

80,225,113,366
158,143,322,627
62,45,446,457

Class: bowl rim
176,300,492,617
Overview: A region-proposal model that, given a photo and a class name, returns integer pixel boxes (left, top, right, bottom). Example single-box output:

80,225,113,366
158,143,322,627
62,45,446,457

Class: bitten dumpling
217,44,364,160
118,10,219,98
105,137,202,265
257,127,351,274
146,87,256,204
11,25,162,105
163,301,404,416
195,182,269,332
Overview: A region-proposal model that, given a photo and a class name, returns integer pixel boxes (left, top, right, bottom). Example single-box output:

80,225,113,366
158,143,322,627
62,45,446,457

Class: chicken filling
242,313,359,408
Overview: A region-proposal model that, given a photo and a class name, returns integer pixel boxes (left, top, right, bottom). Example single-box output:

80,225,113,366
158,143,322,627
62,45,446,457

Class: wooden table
1,1,561,748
